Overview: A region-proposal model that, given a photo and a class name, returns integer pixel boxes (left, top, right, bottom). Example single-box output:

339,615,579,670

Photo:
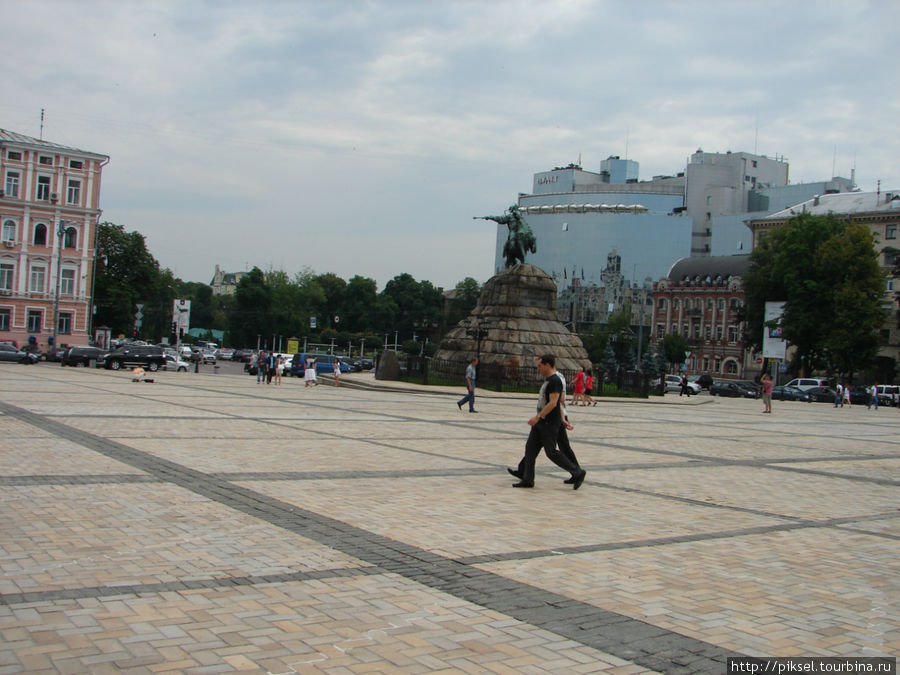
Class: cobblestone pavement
0,364,897,674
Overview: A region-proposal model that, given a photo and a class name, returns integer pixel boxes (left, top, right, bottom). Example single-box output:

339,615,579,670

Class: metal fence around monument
397,356,651,397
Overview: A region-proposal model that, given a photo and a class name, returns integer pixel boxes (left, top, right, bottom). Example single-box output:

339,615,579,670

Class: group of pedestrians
255,351,285,385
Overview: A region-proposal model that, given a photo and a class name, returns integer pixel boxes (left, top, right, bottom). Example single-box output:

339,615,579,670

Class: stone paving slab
0,434,140,477
241,478,787,560
1,483,367,596
482,528,899,658
599,466,898,521
0,575,634,674
0,364,897,673
122,438,484,475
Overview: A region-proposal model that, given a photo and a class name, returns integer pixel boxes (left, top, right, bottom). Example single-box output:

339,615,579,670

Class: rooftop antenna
754,112,758,155
39,108,45,140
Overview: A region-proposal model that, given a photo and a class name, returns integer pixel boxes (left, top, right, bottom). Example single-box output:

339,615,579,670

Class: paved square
0,364,897,673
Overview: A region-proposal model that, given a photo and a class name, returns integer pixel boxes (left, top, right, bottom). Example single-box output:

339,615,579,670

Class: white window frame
0,263,13,290
60,268,75,295
27,309,42,333
66,179,81,205
36,176,51,201
29,265,46,293
4,171,20,197
58,311,72,335
2,219,15,243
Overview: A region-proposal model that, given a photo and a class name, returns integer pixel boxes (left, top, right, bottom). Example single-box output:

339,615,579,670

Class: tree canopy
743,213,885,378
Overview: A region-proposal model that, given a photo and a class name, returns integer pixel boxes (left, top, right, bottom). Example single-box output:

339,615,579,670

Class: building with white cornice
0,128,108,351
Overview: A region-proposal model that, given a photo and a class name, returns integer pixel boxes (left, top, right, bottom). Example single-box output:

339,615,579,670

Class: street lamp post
51,220,72,355
464,318,489,361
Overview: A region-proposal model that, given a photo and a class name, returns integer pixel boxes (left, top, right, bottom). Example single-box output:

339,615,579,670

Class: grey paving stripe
456,512,900,565
0,399,738,673
0,565,382,606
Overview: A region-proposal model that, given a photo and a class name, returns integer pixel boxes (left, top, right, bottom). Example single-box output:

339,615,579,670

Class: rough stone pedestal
435,264,589,373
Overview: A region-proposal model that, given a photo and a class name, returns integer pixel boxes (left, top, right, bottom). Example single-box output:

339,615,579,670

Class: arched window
2,220,15,243
34,223,48,246
63,227,77,248
724,359,739,375
657,298,667,310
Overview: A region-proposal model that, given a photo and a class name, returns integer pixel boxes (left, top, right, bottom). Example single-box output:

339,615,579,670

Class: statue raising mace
475,204,537,268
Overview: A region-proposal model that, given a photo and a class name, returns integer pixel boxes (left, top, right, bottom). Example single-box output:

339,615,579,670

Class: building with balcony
651,255,751,379
0,128,108,350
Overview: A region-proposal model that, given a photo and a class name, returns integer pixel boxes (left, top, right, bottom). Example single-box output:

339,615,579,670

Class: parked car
217,348,235,361
60,346,104,367
688,374,714,390
874,385,899,407
805,386,838,403
200,350,217,364
710,380,759,398
352,358,375,372
771,385,810,402
164,354,189,372
0,343,39,364
848,386,872,406
784,377,830,391
99,345,166,371
663,374,701,394
232,349,253,362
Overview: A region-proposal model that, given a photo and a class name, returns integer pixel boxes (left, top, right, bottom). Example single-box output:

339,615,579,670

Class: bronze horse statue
475,205,537,268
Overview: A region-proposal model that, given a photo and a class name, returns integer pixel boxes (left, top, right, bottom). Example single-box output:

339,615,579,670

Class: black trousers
557,426,580,469
517,421,579,485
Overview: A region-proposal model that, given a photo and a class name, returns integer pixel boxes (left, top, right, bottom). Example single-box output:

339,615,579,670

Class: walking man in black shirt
508,354,586,489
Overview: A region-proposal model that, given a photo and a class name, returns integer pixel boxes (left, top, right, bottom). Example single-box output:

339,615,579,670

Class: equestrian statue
474,204,537,268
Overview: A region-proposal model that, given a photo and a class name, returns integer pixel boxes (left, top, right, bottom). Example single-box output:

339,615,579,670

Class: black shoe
511,481,534,488
572,470,586,490
469,410,478,413
563,471,581,484
507,467,523,479
457,401,463,410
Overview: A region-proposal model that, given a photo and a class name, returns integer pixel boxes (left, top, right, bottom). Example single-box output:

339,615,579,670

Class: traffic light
172,321,177,334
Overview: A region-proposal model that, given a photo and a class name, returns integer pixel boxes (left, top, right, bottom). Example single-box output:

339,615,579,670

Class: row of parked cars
244,352,374,376
673,374,900,406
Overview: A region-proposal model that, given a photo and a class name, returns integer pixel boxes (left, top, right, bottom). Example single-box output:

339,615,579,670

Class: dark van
289,353,351,377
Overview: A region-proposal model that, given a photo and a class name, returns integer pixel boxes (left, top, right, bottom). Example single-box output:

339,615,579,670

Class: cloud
2,0,898,289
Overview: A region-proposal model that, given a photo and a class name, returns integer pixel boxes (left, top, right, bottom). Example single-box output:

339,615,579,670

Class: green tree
313,272,348,330
599,344,618,374
580,327,609,365
381,273,443,341
446,277,481,328
228,267,272,347
94,222,166,338
661,333,687,371
342,275,380,333
744,214,885,378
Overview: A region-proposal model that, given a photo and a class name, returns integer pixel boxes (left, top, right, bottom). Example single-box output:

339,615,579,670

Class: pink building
0,129,108,351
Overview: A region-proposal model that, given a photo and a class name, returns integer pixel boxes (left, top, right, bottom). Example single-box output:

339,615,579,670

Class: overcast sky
3,0,898,291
